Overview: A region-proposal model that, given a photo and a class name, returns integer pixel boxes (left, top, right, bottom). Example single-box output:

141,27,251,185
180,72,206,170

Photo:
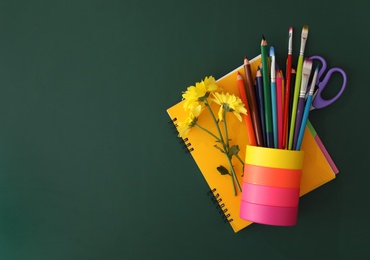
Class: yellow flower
202,76,218,91
177,105,203,138
182,76,219,110
212,92,247,121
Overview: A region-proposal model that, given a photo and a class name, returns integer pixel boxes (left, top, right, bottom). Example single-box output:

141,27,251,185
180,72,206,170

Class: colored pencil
287,69,296,141
288,25,308,150
269,46,277,148
296,65,319,150
293,58,312,149
244,56,264,147
237,72,257,146
256,67,266,146
261,36,273,148
276,70,284,149
282,27,293,149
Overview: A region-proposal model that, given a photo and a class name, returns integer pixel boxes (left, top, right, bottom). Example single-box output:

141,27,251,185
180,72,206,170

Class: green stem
202,97,242,196
235,154,244,166
204,98,225,145
222,108,230,150
195,123,221,142
222,109,242,193
225,154,242,195
233,169,242,193
224,155,236,195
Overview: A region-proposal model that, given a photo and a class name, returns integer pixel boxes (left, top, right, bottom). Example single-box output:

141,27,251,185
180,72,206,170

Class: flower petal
218,106,224,121
233,111,242,121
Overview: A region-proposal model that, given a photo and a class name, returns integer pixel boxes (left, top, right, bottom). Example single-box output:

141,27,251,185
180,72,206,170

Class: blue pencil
295,65,319,150
256,68,266,146
270,46,277,148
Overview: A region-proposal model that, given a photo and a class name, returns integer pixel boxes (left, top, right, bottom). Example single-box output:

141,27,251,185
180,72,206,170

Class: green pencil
288,26,309,150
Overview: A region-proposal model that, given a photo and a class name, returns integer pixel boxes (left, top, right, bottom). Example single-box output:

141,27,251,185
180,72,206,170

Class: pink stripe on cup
240,200,298,226
242,182,300,207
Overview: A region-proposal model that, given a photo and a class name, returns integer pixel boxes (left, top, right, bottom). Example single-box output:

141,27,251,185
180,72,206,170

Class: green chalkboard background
0,0,368,259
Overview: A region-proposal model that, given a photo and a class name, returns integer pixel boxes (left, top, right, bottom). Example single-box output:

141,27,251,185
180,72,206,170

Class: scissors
309,55,347,110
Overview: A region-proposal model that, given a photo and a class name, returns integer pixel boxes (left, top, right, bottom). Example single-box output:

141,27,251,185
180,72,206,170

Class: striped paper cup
240,145,304,226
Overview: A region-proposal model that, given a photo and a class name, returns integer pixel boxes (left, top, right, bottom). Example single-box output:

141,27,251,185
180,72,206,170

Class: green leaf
214,144,225,153
216,165,230,175
228,145,240,157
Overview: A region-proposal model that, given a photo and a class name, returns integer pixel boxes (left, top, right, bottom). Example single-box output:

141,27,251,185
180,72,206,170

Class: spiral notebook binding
207,188,233,223
169,118,194,153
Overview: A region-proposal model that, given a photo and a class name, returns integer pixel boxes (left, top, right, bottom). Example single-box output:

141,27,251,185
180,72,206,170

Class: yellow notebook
166,55,337,233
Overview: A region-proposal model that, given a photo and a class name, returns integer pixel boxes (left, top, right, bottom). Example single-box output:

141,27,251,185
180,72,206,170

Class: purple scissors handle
309,55,347,109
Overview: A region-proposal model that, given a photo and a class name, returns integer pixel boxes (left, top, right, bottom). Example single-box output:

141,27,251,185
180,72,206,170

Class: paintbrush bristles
300,59,313,96
308,66,319,95
288,27,293,54
299,25,309,55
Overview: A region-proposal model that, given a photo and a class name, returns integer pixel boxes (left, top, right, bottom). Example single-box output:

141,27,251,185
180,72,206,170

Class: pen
261,36,273,148
237,72,257,146
296,65,319,150
282,27,293,149
244,56,264,147
288,25,308,150
293,58,312,149
270,46,277,148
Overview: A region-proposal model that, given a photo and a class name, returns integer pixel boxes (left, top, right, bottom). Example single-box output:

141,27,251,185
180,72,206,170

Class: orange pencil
237,72,257,146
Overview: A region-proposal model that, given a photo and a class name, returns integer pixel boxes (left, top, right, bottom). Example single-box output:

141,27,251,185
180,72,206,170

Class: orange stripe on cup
243,164,302,188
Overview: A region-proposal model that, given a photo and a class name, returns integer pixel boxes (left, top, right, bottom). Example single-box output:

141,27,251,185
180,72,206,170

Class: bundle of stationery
167,26,346,232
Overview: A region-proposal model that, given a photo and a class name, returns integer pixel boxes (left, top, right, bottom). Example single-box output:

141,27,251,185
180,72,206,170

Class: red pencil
276,70,284,149
282,27,293,149
237,72,257,146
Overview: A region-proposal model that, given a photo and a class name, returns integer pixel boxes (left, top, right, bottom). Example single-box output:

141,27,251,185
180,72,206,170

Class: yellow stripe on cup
244,145,304,170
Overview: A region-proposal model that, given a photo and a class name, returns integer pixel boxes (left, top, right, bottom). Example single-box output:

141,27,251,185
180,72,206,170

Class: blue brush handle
293,97,305,150
271,81,277,148
296,95,313,150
